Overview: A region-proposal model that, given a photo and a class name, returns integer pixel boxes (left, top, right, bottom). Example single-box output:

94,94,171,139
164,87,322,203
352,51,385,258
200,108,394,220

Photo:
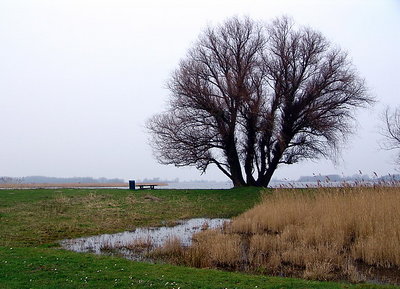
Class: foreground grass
0,187,261,247
1,246,396,289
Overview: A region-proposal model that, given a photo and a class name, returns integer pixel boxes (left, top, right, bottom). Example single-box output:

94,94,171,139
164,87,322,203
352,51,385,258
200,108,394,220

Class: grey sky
0,0,399,181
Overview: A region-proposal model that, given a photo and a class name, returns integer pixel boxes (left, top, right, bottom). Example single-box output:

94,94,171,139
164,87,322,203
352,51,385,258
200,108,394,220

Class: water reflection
60,218,228,261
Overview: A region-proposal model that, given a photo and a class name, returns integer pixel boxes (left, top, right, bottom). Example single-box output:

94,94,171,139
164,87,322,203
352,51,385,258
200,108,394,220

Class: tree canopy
147,16,373,187
381,106,400,164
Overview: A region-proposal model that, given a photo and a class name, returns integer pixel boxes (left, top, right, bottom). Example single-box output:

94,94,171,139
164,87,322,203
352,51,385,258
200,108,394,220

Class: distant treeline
0,176,125,184
136,178,228,183
296,174,400,183
138,177,180,183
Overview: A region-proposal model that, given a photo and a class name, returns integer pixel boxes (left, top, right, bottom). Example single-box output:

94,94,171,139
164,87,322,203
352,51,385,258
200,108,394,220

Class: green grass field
0,188,398,288
0,187,261,247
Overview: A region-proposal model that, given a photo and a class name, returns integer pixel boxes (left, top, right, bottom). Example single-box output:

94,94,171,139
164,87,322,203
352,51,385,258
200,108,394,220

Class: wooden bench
136,183,158,190
129,180,166,190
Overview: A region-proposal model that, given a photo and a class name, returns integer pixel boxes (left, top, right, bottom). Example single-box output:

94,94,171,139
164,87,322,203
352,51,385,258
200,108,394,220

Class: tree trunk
243,115,258,186
225,145,246,187
228,155,246,187
257,145,282,187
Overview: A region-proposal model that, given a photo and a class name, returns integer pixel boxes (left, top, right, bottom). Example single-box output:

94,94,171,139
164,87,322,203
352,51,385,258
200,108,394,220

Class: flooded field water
60,218,228,261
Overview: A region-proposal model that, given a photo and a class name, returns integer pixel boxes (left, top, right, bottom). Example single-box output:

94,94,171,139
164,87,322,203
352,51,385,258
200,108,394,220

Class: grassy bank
0,187,261,247
1,246,395,289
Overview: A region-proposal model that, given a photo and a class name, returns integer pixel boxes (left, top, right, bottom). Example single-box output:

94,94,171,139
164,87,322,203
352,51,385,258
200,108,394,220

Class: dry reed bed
152,186,400,284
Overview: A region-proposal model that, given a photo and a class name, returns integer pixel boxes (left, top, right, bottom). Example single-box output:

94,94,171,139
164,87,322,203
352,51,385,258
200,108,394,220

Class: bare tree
147,16,373,187
381,106,400,164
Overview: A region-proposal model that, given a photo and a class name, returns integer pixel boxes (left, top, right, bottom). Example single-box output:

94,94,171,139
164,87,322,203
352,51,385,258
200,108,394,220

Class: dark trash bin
129,180,136,190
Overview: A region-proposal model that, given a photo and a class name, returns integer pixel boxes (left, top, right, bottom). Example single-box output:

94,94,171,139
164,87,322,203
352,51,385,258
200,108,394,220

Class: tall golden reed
155,186,400,283
232,186,400,269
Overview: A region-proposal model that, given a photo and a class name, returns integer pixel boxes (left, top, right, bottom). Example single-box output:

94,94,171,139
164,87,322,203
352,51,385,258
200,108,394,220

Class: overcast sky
1,0,399,182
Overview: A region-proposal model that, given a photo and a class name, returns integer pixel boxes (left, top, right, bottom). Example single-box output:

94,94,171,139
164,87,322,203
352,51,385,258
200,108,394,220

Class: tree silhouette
147,16,373,187
381,106,400,164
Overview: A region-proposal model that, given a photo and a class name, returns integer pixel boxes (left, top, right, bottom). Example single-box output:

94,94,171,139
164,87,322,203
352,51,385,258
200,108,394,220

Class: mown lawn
0,188,398,288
